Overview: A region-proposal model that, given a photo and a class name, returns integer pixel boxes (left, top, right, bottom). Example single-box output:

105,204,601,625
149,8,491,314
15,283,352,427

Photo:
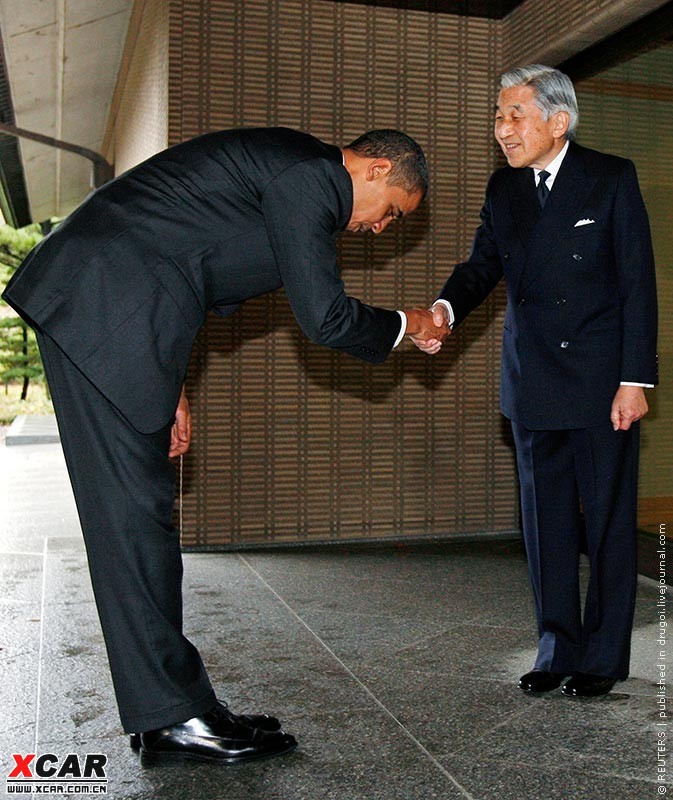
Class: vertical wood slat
166,0,518,547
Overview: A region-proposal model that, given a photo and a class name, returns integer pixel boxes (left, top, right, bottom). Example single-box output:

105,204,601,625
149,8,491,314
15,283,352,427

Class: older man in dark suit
417,66,657,698
3,127,448,765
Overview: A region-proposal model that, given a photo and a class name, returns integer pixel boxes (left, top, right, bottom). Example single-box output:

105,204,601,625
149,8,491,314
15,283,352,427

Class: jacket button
573,254,582,261
503,253,511,260
518,298,525,306
557,298,567,305
560,341,569,348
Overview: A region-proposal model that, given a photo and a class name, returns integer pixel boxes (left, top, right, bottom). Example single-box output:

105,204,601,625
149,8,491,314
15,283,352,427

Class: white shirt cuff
432,299,455,328
393,310,407,348
620,381,654,388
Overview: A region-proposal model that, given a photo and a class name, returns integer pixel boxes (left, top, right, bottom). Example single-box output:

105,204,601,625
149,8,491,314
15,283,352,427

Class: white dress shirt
533,139,569,191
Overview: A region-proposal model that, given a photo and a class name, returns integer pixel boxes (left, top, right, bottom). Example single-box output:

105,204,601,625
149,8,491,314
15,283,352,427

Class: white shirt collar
533,140,570,189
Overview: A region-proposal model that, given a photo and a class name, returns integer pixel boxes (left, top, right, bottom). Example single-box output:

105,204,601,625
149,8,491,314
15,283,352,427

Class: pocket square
574,218,595,227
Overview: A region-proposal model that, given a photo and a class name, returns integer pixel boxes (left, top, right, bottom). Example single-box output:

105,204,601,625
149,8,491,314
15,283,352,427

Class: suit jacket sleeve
261,158,402,363
612,159,658,385
437,176,504,324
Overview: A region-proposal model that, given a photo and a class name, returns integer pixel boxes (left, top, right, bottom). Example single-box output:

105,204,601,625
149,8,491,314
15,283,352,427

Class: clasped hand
406,305,450,354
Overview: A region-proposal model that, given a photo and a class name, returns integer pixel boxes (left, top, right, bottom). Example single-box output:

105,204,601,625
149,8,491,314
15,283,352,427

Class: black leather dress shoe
137,703,297,765
129,701,282,751
561,673,618,697
518,669,567,694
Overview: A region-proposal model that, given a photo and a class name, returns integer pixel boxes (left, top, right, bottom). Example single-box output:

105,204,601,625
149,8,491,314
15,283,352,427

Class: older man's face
494,84,566,170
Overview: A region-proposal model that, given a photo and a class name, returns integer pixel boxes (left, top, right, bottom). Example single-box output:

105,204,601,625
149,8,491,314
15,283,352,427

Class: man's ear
366,158,393,181
552,110,570,140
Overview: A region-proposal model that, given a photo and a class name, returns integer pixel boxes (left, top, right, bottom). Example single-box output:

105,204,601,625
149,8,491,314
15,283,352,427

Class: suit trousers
511,420,639,679
37,331,217,732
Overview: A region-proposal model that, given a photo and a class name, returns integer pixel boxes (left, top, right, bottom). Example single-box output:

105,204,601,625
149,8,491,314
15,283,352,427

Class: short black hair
345,129,428,197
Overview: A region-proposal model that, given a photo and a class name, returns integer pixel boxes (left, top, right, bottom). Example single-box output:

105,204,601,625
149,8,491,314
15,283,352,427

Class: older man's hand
610,385,649,431
409,304,450,354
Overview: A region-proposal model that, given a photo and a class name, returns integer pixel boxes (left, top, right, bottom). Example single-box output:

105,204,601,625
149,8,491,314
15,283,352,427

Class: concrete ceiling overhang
0,0,132,224
1,0,673,225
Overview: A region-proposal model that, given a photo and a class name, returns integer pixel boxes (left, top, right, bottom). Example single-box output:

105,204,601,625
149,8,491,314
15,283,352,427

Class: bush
0,222,47,399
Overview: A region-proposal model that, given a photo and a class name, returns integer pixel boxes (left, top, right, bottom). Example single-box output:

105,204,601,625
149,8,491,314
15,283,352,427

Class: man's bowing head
342,129,427,235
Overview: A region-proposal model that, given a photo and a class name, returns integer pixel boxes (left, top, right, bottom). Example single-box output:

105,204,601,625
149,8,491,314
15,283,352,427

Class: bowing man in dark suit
415,66,658,697
2,127,449,765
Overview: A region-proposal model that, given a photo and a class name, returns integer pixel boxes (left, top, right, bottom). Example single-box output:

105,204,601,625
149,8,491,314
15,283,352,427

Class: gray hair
500,65,579,141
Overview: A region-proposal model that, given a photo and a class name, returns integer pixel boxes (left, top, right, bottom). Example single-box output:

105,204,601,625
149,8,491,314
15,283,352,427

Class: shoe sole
518,683,565,694
139,742,298,767
561,688,615,697
131,723,282,751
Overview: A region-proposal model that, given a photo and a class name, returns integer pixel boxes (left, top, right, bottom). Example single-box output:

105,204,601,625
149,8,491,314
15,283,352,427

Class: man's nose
496,120,513,138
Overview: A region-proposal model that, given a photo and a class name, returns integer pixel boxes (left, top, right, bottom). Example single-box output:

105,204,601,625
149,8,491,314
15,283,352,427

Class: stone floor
0,440,667,799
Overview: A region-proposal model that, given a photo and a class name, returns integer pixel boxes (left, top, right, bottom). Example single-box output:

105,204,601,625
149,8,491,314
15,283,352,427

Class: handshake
404,305,451,355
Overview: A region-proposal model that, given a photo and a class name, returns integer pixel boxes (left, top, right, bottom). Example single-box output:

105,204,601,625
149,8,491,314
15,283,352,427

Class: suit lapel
507,167,540,249
491,167,538,293
519,143,597,293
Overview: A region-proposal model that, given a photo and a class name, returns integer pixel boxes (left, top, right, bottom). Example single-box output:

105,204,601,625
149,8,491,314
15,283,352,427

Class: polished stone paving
0,442,667,799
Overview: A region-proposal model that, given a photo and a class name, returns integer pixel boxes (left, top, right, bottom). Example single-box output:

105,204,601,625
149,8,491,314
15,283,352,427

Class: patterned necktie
537,170,550,208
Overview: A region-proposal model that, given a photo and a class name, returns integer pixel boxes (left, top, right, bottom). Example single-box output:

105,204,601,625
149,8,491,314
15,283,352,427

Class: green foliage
0,316,42,380
0,222,47,399
0,221,43,276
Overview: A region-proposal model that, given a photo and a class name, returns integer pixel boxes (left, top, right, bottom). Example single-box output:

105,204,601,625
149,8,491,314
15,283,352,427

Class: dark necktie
537,170,550,208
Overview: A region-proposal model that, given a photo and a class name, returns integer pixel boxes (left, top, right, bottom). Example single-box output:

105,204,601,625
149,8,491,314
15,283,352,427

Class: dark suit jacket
3,128,402,433
438,142,658,429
